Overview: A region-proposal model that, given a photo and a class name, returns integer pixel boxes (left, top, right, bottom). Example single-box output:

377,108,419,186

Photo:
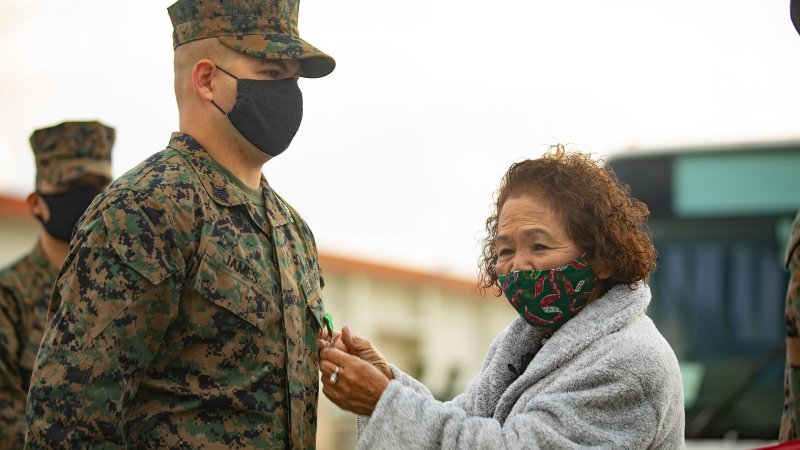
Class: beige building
0,194,516,449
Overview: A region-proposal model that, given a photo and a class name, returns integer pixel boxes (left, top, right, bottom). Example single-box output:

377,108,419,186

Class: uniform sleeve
784,212,800,441
786,211,800,271
25,195,185,449
0,287,25,449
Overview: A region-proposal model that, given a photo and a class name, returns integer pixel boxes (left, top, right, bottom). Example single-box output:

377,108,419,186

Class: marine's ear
191,58,218,103
27,191,48,222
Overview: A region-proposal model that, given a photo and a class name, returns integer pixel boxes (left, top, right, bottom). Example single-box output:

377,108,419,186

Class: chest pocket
193,243,269,330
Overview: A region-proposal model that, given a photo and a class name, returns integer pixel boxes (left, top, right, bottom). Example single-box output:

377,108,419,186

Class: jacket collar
490,282,651,421
167,133,292,228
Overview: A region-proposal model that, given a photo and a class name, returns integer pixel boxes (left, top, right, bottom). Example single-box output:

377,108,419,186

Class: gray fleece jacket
357,283,685,449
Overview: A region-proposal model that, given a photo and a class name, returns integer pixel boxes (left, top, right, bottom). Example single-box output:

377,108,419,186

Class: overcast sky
1,0,799,278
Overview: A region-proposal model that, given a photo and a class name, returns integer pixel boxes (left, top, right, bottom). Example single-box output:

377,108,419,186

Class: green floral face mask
498,255,597,332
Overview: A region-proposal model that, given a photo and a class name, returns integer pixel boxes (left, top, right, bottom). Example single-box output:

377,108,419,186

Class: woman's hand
319,326,340,350
319,326,393,380
340,326,394,380
320,346,390,416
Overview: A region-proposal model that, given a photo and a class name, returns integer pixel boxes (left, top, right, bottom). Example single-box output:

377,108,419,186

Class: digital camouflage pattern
30,121,114,186
25,133,327,449
782,210,800,442
168,0,335,78
0,245,58,449
0,120,114,449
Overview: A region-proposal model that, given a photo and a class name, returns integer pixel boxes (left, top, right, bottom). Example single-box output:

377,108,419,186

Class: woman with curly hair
319,147,685,449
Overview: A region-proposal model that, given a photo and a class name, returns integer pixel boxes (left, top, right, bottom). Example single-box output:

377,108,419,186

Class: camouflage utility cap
30,121,114,187
168,0,335,78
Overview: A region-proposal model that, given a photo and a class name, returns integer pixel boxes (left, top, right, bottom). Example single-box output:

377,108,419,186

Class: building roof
319,252,484,297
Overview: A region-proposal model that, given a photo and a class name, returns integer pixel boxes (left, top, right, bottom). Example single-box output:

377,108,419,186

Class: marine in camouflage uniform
783,2,800,441
24,1,335,448
0,250,57,450
782,210,800,442
0,121,113,449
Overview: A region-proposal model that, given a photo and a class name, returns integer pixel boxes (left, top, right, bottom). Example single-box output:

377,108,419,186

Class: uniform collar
167,132,292,227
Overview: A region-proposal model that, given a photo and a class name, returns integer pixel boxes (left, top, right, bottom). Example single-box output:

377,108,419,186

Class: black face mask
212,66,304,158
36,185,103,242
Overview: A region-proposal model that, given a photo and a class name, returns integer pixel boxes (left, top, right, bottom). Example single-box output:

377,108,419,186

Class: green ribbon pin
323,312,334,348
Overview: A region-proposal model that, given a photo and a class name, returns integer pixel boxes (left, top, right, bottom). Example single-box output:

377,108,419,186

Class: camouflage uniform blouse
25,133,327,449
783,210,800,442
0,244,57,449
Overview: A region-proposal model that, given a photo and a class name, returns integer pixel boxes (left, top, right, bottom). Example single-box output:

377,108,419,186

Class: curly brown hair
478,145,657,296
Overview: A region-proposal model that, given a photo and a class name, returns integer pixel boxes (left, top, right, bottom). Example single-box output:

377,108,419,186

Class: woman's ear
589,257,613,280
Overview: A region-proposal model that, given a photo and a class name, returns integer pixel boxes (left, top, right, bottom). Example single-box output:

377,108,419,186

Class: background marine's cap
29,121,114,187
168,0,336,78
793,0,800,36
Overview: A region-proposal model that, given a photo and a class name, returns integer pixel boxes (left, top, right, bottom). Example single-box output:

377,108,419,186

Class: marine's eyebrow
259,59,299,76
